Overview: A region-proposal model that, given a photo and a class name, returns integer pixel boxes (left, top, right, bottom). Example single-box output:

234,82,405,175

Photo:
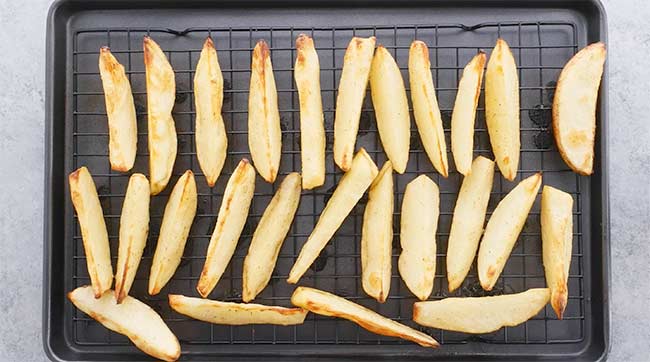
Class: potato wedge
197,159,256,297
149,170,197,295
553,42,606,175
413,288,550,334
541,185,573,319
99,47,137,172
371,45,410,174
242,173,301,302
446,156,495,292
361,161,393,302
485,38,519,181
333,37,376,171
398,175,439,300
144,36,177,195
195,37,227,187
169,295,307,326
408,40,448,177
288,148,378,283
249,40,282,183
451,52,486,176
291,286,439,348
115,173,150,303
295,34,325,189
69,286,180,361
477,173,542,290
69,166,113,298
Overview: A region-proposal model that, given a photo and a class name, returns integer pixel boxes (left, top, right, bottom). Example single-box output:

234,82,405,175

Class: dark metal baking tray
43,0,609,360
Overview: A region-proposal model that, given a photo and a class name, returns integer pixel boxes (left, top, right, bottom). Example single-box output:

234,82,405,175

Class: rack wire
69,21,585,350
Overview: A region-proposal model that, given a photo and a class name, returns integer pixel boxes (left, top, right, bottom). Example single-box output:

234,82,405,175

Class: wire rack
68,21,586,351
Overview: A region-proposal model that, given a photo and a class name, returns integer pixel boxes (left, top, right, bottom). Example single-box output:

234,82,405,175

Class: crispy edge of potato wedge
149,170,197,295
477,173,542,291
99,46,137,172
115,173,150,303
541,185,573,319
413,288,550,334
333,36,376,172
197,159,256,298
242,172,301,302
169,294,307,326
552,42,606,175
69,166,113,298
288,148,378,284
291,286,439,348
408,40,448,177
194,37,227,187
69,286,180,361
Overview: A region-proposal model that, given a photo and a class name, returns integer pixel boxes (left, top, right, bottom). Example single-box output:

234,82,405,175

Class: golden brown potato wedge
477,173,542,290
553,42,606,175
242,173,301,302
69,286,180,361
408,40,448,177
333,37,376,171
115,173,150,303
288,148,378,283
446,156,495,292
485,38,519,181
413,288,550,334
69,166,113,298
197,159,256,297
149,170,197,295
361,161,393,302
371,45,410,174
295,34,325,189
248,40,281,183
99,47,137,172
541,185,573,319
169,295,307,326
291,286,439,348
194,37,227,187
398,175,439,300
451,52,486,176
144,36,177,195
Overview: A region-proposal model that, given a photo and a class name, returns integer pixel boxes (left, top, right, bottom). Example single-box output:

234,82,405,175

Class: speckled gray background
0,0,648,361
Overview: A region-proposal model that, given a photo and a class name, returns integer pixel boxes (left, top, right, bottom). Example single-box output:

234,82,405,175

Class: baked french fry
115,173,150,303
485,38,519,181
291,286,439,348
553,42,606,175
446,156,495,292
333,37,376,171
451,52,486,176
541,186,573,319
69,286,180,361
477,173,542,291
197,159,256,297
288,148,378,283
248,40,281,183
69,166,113,298
408,40,448,177
295,34,325,189
399,175,439,300
169,295,307,326
361,161,393,302
149,170,197,295
370,46,410,174
144,36,178,195
413,288,550,334
242,173,301,302
99,47,137,172
194,37,227,187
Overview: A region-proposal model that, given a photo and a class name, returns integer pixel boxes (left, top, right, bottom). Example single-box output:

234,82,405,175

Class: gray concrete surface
0,0,647,360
